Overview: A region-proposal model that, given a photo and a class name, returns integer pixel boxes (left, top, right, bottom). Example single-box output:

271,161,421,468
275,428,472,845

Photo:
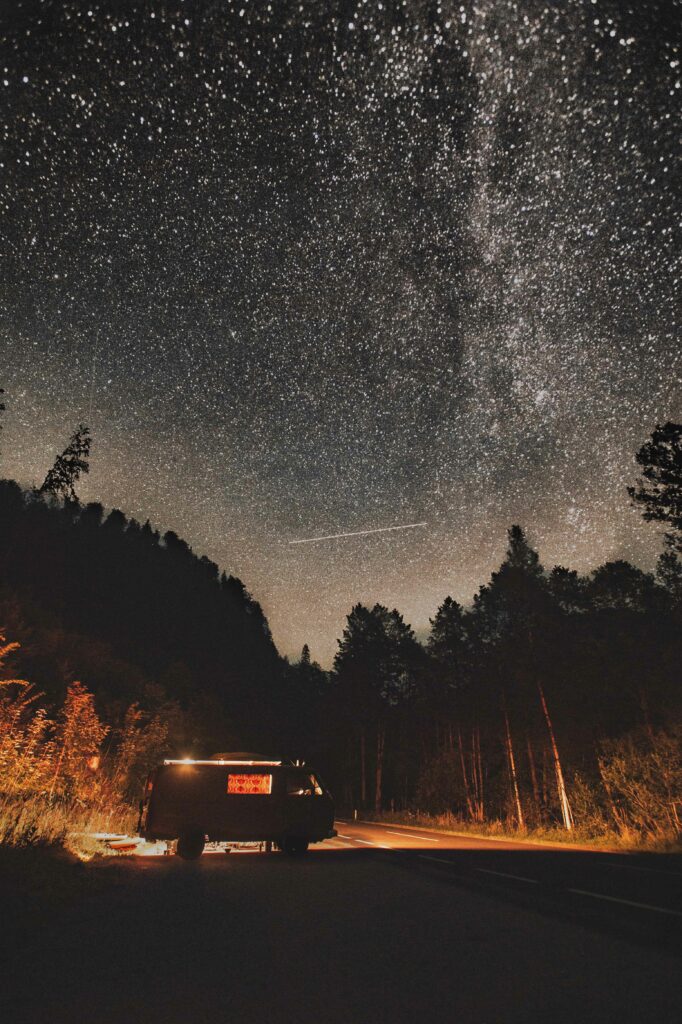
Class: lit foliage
0,634,170,846
49,680,109,800
598,727,682,841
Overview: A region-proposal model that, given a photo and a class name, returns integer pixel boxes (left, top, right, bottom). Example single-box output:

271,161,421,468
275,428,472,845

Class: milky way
1,1,680,664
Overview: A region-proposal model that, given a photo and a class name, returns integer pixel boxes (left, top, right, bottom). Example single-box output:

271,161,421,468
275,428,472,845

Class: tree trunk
470,728,479,817
360,727,366,808
503,700,524,830
537,681,573,830
374,724,385,815
541,746,550,806
472,725,484,821
526,735,541,819
457,726,475,820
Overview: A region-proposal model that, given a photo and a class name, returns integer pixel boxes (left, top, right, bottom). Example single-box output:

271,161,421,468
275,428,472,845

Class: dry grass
365,807,680,852
0,792,136,858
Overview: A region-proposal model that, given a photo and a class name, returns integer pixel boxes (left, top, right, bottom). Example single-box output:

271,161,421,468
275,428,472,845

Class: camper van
138,753,336,859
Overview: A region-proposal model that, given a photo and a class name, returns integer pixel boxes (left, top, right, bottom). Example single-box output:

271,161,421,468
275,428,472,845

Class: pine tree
335,604,421,812
628,422,682,553
427,598,472,795
427,596,468,668
505,524,543,576
40,423,91,502
656,550,682,603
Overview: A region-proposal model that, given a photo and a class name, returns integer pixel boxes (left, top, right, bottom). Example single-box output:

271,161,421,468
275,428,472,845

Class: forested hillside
0,480,283,750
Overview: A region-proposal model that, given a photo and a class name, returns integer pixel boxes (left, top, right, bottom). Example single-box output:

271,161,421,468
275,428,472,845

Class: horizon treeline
306,422,682,843
321,524,681,842
0,420,680,846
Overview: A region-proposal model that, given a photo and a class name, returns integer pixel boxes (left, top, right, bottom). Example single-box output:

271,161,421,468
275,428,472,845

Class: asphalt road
3,823,681,1024
335,818,682,946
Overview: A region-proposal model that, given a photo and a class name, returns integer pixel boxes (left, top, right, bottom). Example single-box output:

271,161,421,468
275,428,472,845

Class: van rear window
227,773,272,795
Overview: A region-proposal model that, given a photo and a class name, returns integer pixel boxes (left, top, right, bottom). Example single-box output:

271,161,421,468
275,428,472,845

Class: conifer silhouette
40,423,91,502
628,422,682,552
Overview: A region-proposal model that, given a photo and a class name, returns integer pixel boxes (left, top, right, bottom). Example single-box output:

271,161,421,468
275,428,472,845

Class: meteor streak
289,522,428,545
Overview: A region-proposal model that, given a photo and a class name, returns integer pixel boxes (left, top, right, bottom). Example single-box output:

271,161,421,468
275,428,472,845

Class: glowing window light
227,773,272,795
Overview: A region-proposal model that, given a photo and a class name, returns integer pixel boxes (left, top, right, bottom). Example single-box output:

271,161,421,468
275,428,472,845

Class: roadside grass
0,793,136,859
359,809,682,853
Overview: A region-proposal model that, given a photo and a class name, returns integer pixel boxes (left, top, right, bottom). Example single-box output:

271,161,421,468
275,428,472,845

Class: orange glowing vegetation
227,773,272,795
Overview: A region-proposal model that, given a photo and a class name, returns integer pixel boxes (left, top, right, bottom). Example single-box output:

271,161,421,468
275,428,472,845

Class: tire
176,829,205,860
281,837,309,856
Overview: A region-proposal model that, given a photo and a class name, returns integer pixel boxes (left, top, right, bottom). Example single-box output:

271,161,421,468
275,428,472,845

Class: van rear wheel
176,829,205,860
281,837,309,856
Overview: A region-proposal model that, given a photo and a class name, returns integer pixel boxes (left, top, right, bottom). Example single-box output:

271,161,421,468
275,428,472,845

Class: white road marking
337,833,352,839
568,889,682,917
476,868,539,885
386,830,440,842
395,848,682,918
605,862,682,879
417,857,540,886
353,838,391,848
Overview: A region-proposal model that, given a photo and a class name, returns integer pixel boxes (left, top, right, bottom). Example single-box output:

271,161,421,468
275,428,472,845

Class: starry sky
1,0,680,665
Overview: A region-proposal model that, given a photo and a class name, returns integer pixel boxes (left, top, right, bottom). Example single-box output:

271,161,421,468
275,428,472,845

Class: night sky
1,1,680,665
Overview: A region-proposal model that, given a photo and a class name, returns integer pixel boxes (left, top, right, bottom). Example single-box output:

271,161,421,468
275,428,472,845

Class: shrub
598,726,682,842
0,632,171,850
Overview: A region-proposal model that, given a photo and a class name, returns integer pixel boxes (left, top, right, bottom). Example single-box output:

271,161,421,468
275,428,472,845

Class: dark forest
1,422,680,847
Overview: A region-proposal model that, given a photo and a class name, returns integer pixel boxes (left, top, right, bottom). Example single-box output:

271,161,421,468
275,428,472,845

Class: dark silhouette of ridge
0,480,284,749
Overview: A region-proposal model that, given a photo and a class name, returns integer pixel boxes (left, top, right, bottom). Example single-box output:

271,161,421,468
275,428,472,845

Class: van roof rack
210,752,290,763
163,758,284,767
